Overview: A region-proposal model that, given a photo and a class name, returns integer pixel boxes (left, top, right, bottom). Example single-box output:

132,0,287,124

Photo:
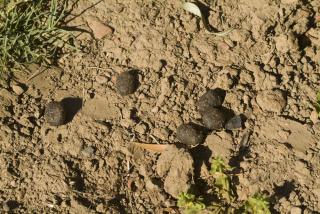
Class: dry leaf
182,2,234,36
132,142,168,153
182,2,202,17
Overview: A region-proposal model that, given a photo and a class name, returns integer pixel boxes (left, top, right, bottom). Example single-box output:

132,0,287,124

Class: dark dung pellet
225,115,242,130
116,70,139,96
177,123,205,146
201,107,226,130
45,101,66,126
197,89,224,114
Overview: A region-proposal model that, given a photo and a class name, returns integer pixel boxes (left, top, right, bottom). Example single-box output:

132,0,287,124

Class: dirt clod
197,89,224,114
256,90,287,113
201,108,227,130
116,70,139,96
44,101,66,126
205,131,234,160
156,145,194,198
177,123,204,146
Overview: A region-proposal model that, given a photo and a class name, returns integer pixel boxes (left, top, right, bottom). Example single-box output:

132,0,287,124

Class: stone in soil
116,70,139,96
176,123,204,146
81,146,95,157
290,207,302,214
44,101,66,126
86,16,114,39
11,84,25,95
197,89,224,114
201,107,227,130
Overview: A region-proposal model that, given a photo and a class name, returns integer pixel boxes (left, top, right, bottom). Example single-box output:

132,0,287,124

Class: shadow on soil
61,97,83,124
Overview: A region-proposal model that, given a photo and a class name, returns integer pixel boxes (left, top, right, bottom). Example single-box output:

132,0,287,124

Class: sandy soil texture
0,0,320,213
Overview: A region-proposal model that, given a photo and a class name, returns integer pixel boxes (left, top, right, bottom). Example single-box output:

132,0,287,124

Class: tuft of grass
0,0,73,74
177,192,206,214
243,193,271,214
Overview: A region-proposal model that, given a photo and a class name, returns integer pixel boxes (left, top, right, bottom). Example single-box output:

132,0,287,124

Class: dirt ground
0,0,320,213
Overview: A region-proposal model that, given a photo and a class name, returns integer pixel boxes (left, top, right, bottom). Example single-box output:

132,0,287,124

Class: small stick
127,157,131,173
86,66,112,71
27,66,49,82
149,134,160,144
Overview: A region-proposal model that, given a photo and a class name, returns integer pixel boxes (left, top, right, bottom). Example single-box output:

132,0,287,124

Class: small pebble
44,101,66,126
197,89,224,114
177,123,204,145
135,123,147,135
3,202,10,212
116,70,139,96
290,206,302,214
201,108,226,130
153,128,169,141
310,110,318,124
86,16,114,39
96,203,105,212
82,146,95,157
11,84,25,95
225,115,242,130
95,75,109,84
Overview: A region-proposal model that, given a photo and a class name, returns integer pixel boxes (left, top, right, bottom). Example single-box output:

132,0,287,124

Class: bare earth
0,0,320,213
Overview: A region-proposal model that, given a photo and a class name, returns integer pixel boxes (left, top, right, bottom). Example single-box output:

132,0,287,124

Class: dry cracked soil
0,0,320,213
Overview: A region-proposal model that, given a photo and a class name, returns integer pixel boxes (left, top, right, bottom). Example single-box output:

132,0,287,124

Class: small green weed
177,157,271,214
177,192,206,214
0,0,73,73
210,157,233,174
243,193,271,214
210,157,236,203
